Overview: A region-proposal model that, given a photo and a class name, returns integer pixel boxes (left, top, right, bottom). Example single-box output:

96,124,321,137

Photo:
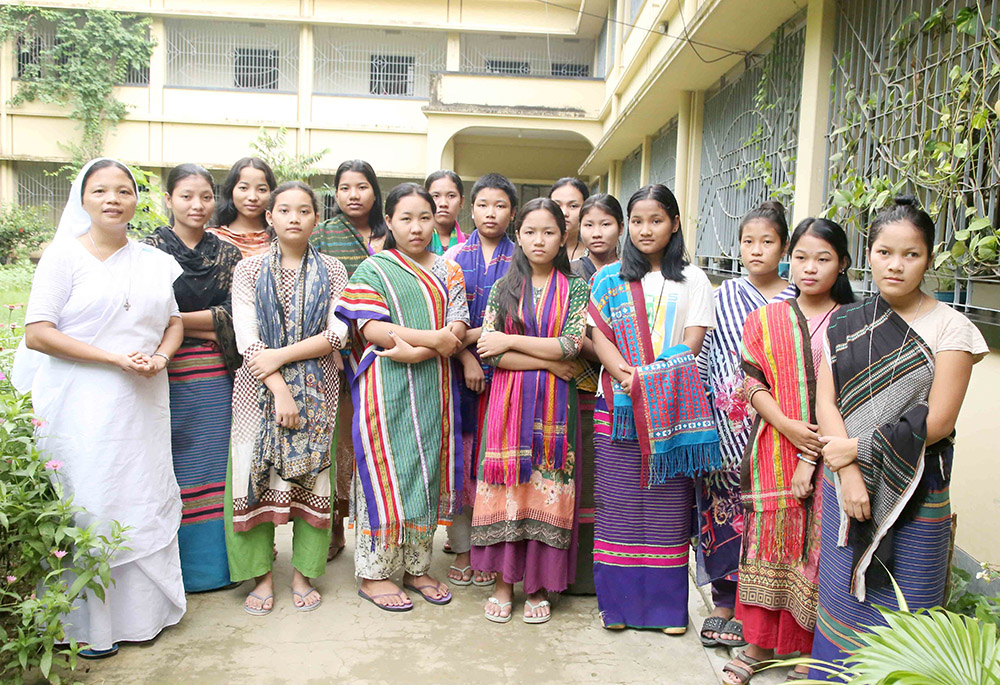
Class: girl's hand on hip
820,436,858,472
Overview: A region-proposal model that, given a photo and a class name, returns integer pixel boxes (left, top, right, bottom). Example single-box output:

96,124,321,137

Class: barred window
485,59,530,75
15,35,42,79
234,47,279,90
551,62,590,78
461,34,596,78
370,55,415,96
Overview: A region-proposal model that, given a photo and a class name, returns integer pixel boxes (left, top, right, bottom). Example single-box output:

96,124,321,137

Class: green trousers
224,439,336,582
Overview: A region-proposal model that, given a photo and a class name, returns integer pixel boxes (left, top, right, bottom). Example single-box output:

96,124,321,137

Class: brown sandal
722,650,764,684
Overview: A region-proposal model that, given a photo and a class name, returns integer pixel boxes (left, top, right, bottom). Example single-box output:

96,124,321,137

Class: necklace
866,293,923,424
807,302,838,340
88,231,133,311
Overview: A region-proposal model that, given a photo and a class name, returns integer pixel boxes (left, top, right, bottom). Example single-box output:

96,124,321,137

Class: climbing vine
0,6,155,167
824,3,1000,282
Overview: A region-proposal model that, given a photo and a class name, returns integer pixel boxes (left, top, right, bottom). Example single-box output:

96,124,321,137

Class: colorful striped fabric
336,250,469,546
311,213,373,278
167,342,233,591
739,300,816,564
593,396,692,630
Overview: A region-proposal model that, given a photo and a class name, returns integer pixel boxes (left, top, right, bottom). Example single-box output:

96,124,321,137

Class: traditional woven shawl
311,213,373,278
826,296,939,601
429,221,466,255
335,249,461,545
589,263,721,486
250,241,333,502
482,269,572,486
739,299,815,564
452,230,514,471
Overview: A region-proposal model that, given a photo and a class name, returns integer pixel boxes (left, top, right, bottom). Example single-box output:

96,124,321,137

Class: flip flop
78,644,119,659
700,615,727,646
785,670,810,681
717,618,748,647
523,599,551,624
484,596,512,623
472,572,497,587
243,591,273,616
292,587,322,612
358,589,413,612
448,564,474,586
403,581,452,605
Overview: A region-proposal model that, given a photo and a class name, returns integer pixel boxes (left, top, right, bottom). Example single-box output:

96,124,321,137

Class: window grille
595,19,608,78
650,118,678,189
619,146,642,205
16,163,72,225
695,14,805,276
826,0,1000,322
460,34,595,78
13,21,149,86
166,19,298,91
16,35,43,79
314,27,445,98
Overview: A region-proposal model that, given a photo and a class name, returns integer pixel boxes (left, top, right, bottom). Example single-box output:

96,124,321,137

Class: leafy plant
948,564,1000,629
0,317,129,683
772,574,1000,684
250,127,330,184
0,6,155,163
127,166,170,239
0,205,54,264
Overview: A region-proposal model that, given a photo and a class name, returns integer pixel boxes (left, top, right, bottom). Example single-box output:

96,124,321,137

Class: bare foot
403,572,450,601
290,569,321,609
524,589,551,621
474,569,497,584
485,580,514,620
244,572,274,613
359,578,411,608
447,552,473,583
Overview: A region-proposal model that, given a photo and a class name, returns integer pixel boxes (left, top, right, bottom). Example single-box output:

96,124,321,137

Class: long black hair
788,217,856,305
619,184,688,282
739,199,789,246
333,159,388,239
381,182,436,251
213,157,277,228
579,193,624,230
490,197,575,333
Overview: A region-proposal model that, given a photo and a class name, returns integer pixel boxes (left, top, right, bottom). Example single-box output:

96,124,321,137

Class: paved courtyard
67,527,789,685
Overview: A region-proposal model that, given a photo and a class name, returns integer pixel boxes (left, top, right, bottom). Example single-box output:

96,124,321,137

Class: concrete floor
66,527,790,685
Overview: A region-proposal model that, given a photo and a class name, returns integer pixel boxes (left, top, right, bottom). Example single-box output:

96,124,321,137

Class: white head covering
54,157,139,242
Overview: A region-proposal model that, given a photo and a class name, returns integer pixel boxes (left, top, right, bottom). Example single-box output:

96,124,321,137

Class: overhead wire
529,0,750,63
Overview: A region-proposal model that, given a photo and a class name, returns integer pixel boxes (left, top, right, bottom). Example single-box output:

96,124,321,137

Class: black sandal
699,615,728,646
717,618,748,647
722,650,763,684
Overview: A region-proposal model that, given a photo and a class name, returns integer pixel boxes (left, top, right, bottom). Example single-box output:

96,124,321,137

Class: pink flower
5,304,14,310
31,418,46,428
9,323,18,330
52,550,67,559
0,372,6,381
44,459,64,471
30,592,35,600
5,575,15,583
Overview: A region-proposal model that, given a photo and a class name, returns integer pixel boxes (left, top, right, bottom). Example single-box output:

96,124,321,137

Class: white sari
13,159,186,650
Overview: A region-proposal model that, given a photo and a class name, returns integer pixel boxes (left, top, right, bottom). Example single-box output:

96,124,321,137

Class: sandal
722,650,764,685
448,564,474,586
472,571,496,587
718,618,748,647
700,615,728,646
403,580,452,606
484,596,512,623
78,644,119,659
785,669,810,681
292,587,322,612
523,599,551,624
243,591,274,616
358,589,413,612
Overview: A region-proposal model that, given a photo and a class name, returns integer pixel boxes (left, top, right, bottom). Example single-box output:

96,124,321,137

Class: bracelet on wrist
152,352,170,363
797,454,818,466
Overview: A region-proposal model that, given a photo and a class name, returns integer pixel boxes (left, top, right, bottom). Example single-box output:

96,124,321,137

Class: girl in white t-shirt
589,184,717,634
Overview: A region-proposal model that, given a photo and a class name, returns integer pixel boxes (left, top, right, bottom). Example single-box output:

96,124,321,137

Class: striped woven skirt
167,342,234,592
593,396,693,630
810,466,952,679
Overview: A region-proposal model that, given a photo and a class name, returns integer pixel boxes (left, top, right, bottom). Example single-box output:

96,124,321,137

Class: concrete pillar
147,18,166,165
297,23,314,156
674,90,704,249
640,134,653,185
446,32,461,72
610,159,622,198
792,0,836,224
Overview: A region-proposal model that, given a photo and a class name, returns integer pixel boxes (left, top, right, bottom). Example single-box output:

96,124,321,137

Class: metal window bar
695,13,805,276
13,21,149,85
460,34,595,78
595,18,608,78
825,0,1000,323
650,118,678,189
619,146,643,206
314,27,445,99
165,19,298,91
16,163,72,226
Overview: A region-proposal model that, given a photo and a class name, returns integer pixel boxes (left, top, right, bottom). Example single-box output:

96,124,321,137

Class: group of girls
16,154,986,684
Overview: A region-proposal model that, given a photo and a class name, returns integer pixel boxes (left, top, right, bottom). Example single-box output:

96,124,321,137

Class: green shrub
0,205,54,264
0,326,128,683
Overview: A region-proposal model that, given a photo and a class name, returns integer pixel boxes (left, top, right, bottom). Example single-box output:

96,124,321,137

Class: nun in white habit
13,158,187,657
